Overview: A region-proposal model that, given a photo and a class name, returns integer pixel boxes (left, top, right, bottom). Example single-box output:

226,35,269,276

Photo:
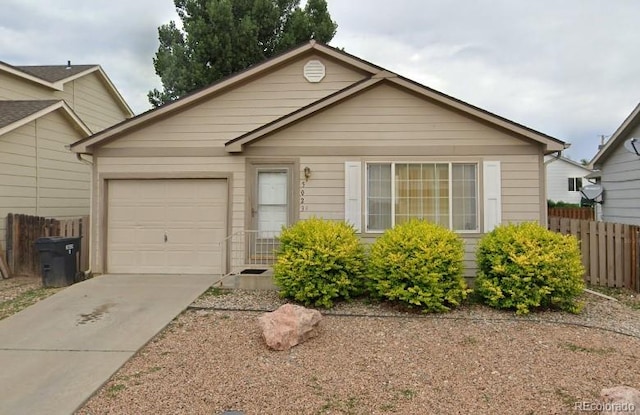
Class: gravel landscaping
76,287,640,415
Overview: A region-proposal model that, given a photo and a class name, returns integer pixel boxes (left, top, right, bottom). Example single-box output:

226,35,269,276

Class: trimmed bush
273,218,366,308
367,219,469,312
475,222,585,315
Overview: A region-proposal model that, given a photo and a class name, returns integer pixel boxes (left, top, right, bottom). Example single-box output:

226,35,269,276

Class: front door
256,170,289,237
250,165,294,262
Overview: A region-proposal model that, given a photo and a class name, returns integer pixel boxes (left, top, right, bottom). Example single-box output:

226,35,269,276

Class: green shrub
475,222,585,315
366,219,470,312
273,218,366,308
547,200,580,208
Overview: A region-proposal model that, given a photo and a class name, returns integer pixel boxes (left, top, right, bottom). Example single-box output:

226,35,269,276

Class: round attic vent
303,60,325,83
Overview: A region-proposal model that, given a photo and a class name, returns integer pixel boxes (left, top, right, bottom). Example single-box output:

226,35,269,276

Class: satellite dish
580,184,603,202
624,137,640,156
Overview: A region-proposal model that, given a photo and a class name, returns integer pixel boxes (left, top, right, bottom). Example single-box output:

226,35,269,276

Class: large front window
366,162,478,232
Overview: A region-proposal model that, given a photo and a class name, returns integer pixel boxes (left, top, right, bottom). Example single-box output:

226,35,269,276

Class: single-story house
70,40,567,278
0,61,133,257
544,154,593,205
590,102,640,226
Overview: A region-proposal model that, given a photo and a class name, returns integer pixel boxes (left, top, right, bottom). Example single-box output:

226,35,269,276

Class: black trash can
35,236,81,287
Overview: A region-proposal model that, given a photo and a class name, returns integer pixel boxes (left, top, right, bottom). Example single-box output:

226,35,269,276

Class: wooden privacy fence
548,207,594,221
5,214,90,278
548,217,639,291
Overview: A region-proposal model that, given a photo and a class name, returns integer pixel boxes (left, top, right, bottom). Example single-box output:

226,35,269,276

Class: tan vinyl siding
0,123,37,245
294,154,540,278
66,72,130,132
0,111,89,246
102,55,368,149
0,72,51,100
34,112,90,217
252,84,533,148
0,70,129,133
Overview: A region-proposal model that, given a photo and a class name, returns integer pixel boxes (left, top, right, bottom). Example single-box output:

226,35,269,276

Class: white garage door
107,179,227,274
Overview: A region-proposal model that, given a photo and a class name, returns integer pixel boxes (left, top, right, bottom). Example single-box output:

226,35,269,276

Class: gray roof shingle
0,100,60,128
14,64,98,83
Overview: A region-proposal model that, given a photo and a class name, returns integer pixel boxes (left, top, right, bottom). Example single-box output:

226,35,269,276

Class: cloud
1,0,638,161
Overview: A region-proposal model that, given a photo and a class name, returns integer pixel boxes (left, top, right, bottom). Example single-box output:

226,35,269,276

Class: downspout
35,120,40,215
72,150,94,278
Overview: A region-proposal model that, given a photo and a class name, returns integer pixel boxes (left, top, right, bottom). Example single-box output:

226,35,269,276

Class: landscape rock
600,386,640,414
258,304,322,351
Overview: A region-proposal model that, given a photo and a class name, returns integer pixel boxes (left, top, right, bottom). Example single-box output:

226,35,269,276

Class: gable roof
590,102,640,168
0,61,133,117
544,155,593,173
0,100,60,128
14,64,98,83
70,40,567,155
0,100,92,138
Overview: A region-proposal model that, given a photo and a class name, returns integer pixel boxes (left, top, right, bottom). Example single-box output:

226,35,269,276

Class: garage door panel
107,179,227,274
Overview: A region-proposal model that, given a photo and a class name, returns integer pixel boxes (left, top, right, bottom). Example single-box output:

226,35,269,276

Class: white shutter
345,161,362,232
483,161,502,232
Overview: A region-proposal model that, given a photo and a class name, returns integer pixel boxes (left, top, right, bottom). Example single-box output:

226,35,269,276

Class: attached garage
106,179,227,274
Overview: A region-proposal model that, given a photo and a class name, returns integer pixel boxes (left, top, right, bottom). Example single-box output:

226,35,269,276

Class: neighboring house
0,61,133,132
0,61,133,253
70,41,566,278
590,103,640,226
544,154,593,204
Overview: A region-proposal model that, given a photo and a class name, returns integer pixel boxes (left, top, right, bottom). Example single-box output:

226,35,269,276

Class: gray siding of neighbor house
600,123,640,226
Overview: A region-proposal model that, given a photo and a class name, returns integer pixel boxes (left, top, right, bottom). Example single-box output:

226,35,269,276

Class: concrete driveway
0,274,218,415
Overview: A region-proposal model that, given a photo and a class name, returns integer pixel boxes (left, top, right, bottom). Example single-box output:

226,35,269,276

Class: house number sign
300,180,308,212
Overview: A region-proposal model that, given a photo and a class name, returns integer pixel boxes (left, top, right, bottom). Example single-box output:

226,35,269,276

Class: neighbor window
568,177,583,192
366,163,478,232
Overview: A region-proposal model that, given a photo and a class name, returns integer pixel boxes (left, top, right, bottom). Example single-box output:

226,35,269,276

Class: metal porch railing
219,230,279,276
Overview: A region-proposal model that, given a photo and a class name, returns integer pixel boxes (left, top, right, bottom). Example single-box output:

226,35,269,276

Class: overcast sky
2,0,639,162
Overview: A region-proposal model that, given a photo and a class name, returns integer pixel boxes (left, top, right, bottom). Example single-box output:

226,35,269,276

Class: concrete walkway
0,274,218,415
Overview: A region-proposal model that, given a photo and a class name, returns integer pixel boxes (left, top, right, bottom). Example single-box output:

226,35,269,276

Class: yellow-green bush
366,219,470,312
475,222,585,315
273,218,366,308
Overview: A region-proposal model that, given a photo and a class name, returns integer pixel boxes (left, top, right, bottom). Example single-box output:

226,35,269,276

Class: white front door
256,170,289,237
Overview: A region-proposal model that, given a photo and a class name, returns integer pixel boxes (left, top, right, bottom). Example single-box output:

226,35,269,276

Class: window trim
568,177,583,192
364,161,480,234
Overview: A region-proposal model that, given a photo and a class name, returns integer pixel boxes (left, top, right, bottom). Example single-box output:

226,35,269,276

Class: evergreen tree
149,0,337,107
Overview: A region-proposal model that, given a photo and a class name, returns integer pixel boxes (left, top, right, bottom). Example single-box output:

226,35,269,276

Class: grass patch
0,287,60,320
553,387,576,406
315,395,361,415
460,335,479,346
563,342,615,355
106,383,126,398
400,388,417,399
201,286,230,298
586,285,640,309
